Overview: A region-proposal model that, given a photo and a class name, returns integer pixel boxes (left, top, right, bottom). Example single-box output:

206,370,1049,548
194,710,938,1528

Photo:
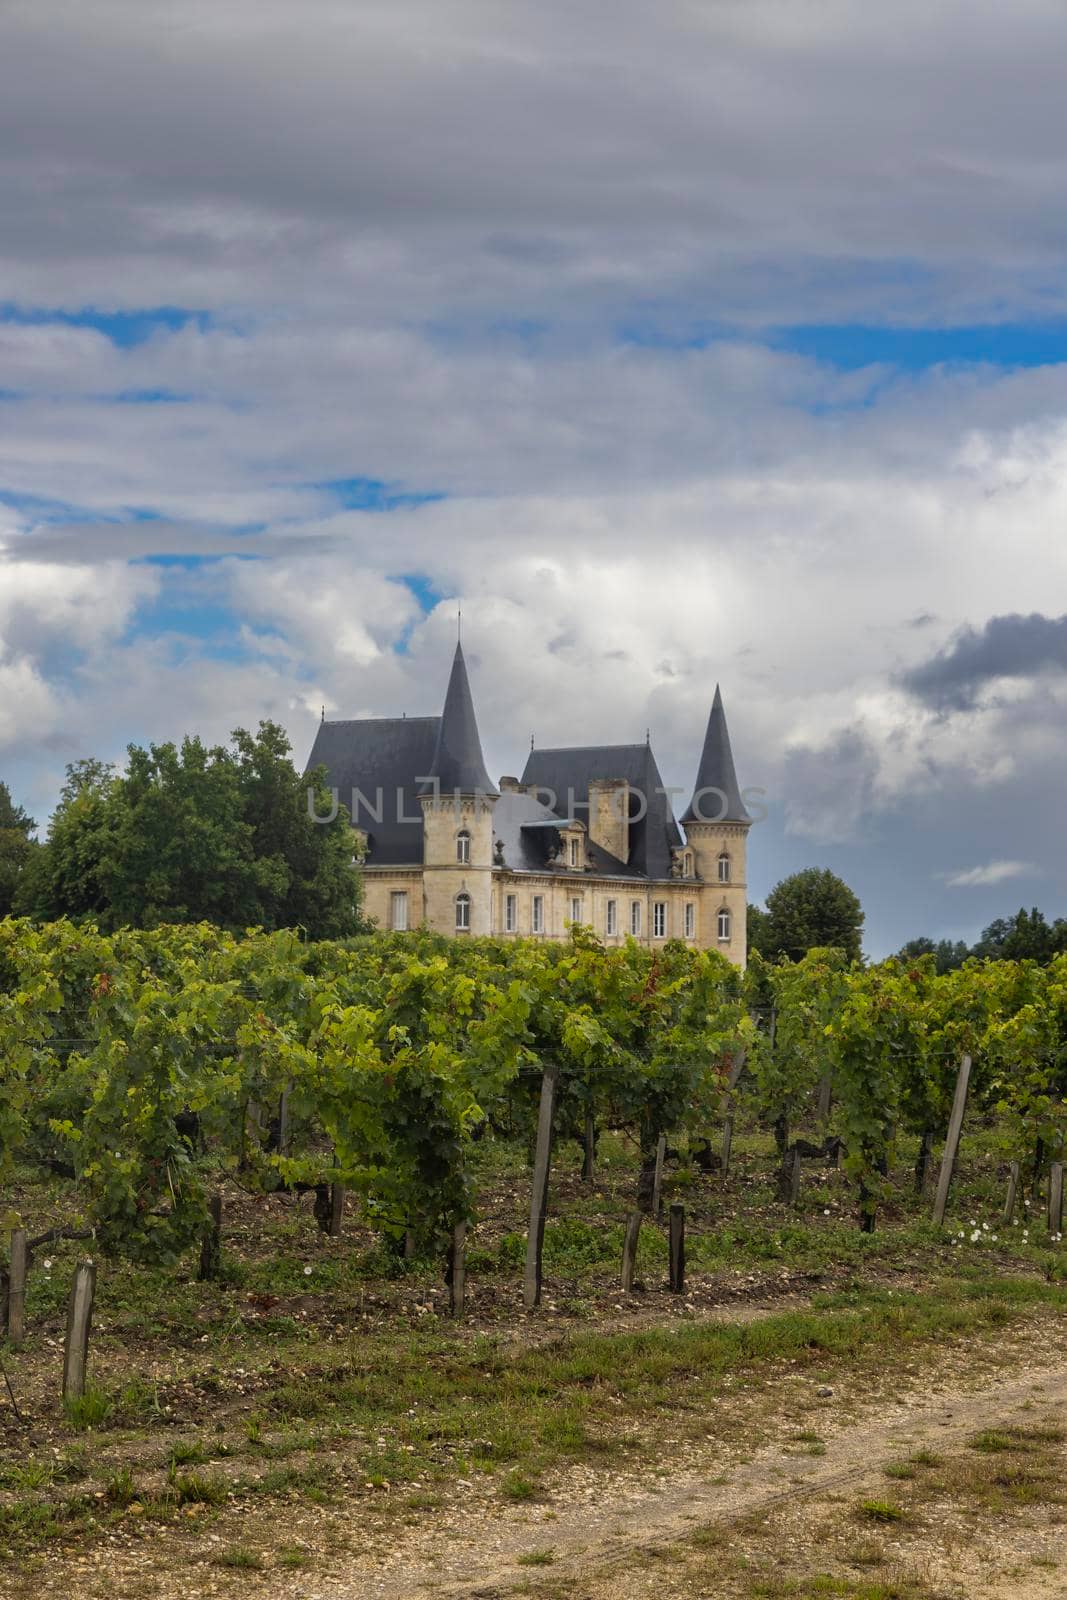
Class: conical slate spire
420,642,498,796
682,685,749,824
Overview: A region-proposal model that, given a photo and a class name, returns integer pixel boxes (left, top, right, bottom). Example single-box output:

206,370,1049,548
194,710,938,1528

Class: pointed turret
420,642,498,796
682,685,749,824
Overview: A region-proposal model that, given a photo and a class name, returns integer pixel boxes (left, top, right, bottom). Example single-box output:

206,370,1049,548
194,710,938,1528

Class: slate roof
420,642,498,797
681,685,750,824
520,742,683,880
305,715,440,865
489,791,637,877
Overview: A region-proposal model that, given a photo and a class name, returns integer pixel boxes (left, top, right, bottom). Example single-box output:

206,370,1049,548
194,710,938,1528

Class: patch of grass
277,1546,312,1568
170,1471,229,1506
882,1462,916,1480
856,1499,907,1524
516,1548,555,1566
63,1386,112,1431
501,1470,539,1501
969,1429,1013,1453
105,1467,139,1507
166,1441,210,1468
214,1546,264,1569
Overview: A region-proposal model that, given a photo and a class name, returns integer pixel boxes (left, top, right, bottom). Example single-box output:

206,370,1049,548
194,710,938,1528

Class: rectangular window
606,899,618,936
569,896,582,925
630,900,642,936
569,836,580,868
505,893,517,933
684,902,695,940
390,891,409,931
653,900,667,939
532,895,544,934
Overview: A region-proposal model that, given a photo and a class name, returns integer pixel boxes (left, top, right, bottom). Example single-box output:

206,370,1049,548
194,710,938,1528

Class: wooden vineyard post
582,1110,596,1185
816,1073,833,1126
789,1146,802,1208
668,1205,685,1293
914,1129,934,1195
447,1221,467,1317
7,1230,27,1348
651,1134,667,1220
63,1261,96,1403
329,1183,346,1237
720,1050,747,1182
276,1089,290,1156
1003,1161,1021,1227
932,1054,972,1227
1049,1163,1064,1239
524,1064,558,1310
198,1194,223,1282
620,1211,643,1293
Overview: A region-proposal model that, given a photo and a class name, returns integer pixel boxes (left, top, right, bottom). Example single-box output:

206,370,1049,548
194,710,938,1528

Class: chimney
588,778,629,864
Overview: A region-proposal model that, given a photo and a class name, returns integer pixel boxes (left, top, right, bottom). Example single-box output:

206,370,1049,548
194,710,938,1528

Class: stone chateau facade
306,644,752,964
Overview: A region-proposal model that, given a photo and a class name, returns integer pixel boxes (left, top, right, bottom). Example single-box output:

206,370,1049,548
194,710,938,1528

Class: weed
501,1471,539,1501
516,1549,555,1566
969,1429,1014,1453
215,1546,264,1569
63,1387,112,1431
856,1499,907,1524
105,1467,139,1506
170,1471,229,1506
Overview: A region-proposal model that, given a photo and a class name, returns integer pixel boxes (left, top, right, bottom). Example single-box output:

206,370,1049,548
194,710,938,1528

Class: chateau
306,644,751,963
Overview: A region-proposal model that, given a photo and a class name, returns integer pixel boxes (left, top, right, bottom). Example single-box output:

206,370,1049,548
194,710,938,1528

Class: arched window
683,851,694,877
717,907,731,942
455,892,471,931
718,851,731,883
456,829,471,864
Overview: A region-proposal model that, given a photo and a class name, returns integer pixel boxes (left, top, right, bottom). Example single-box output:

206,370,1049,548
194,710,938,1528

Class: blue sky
3,0,1067,955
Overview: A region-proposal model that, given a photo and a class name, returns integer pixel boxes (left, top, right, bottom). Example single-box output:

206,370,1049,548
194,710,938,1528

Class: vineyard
2,918,1066,1269
2,919,1067,1594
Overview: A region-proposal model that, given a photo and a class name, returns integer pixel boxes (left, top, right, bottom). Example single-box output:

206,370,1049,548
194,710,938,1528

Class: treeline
897,908,1067,971
0,722,364,940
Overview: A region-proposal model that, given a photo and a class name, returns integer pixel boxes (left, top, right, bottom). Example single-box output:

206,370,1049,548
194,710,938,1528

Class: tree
14,760,116,921
20,725,365,938
756,868,864,963
896,936,970,974
973,907,1067,965
0,782,36,916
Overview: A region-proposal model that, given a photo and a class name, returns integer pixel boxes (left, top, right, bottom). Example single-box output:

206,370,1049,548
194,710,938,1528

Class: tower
419,642,498,935
681,686,751,962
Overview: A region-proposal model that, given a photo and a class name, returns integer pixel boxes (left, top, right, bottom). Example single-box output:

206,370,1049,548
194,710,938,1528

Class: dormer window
718,851,731,883
683,851,693,877
456,829,471,864
569,835,580,869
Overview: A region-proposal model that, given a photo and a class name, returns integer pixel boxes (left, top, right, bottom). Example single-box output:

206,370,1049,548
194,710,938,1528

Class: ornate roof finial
321,705,325,723
457,605,462,642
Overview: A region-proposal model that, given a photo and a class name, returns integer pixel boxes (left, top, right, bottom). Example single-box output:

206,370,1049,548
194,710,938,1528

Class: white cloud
943,861,1037,889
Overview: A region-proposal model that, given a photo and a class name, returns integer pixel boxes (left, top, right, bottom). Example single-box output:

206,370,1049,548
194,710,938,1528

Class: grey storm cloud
901,612,1067,710
4,0,1067,322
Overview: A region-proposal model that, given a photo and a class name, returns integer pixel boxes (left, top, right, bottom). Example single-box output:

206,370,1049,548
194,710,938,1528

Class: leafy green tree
896,936,970,974
973,908,1067,965
0,782,36,917
15,760,117,921
755,868,864,963
21,725,365,938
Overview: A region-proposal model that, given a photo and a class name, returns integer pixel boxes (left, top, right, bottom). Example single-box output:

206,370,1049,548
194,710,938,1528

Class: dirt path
355,1352,1067,1599
3,1304,1065,1600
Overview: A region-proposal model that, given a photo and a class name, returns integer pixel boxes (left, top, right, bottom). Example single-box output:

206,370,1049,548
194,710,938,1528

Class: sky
2,0,1067,957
